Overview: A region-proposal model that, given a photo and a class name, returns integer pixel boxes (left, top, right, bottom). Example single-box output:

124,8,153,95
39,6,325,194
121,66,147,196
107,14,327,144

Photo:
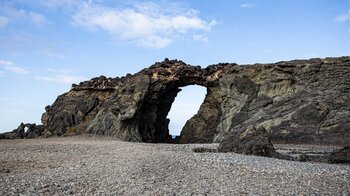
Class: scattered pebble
0,135,349,195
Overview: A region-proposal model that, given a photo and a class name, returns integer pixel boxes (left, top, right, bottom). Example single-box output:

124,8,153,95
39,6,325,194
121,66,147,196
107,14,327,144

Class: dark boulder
218,126,280,157
328,146,350,164
291,146,350,164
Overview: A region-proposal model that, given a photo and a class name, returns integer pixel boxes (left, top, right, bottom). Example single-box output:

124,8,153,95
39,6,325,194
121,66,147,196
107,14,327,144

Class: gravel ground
0,135,349,195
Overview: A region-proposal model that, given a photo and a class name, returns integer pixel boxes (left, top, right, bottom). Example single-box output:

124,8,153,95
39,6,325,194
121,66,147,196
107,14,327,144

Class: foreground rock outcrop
218,126,279,157
328,147,350,163
1,57,350,148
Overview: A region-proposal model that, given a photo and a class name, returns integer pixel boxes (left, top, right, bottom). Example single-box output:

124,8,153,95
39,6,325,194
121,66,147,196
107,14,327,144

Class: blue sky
0,0,350,134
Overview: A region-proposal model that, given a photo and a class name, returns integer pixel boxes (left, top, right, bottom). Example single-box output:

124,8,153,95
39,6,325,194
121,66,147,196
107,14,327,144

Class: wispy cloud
0,60,29,74
0,16,8,29
0,3,49,26
35,75,87,84
192,34,208,42
72,1,216,48
240,3,257,9
0,33,65,59
35,68,87,84
336,9,350,23
37,0,78,9
28,12,49,26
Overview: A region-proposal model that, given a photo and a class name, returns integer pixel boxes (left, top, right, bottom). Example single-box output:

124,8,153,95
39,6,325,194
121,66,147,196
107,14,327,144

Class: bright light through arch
167,85,207,136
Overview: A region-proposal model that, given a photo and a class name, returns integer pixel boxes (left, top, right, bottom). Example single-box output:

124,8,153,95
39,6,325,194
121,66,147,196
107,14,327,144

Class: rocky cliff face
2,57,350,146
216,57,350,146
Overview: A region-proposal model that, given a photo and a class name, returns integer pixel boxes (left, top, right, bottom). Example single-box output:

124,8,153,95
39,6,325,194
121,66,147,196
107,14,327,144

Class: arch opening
167,85,207,139
138,83,209,143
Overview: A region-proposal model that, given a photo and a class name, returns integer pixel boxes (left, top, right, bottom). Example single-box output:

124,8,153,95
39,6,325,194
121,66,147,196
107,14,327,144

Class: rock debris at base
1,136,349,195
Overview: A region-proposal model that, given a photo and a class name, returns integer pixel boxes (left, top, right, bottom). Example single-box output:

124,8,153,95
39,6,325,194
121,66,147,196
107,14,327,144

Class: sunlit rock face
216,57,350,146
4,57,350,145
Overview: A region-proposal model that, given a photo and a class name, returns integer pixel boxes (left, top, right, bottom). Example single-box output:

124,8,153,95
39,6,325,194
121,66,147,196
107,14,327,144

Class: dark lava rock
1,57,350,147
218,126,279,157
293,146,350,164
295,154,330,163
0,123,44,139
215,57,350,146
40,59,229,143
328,146,350,164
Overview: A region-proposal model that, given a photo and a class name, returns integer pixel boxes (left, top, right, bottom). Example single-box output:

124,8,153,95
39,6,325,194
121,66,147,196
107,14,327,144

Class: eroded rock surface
1,57,350,147
215,57,350,146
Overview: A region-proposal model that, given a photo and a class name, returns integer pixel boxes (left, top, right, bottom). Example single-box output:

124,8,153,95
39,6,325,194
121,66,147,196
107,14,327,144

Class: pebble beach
0,135,349,195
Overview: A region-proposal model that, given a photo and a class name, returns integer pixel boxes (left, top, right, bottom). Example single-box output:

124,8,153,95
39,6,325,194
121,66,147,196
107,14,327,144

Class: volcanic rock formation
1,57,350,147
0,123,44,139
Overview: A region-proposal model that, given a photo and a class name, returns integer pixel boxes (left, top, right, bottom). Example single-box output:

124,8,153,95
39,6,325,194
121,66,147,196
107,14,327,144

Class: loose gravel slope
0,135,349,195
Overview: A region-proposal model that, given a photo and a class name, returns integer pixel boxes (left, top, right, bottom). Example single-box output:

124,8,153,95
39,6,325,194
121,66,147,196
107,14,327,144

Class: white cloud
0,60,29,74
35,68,87,84
240,3,257,9
336,10,350,23
0,16,9,29
72,1,216,48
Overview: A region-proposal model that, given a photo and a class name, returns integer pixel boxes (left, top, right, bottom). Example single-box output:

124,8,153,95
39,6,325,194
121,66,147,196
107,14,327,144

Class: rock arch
137,75,221,143
39,59,230,143
132,60,231,143
104,60,228,143
0,123,44,139
5,57,347,146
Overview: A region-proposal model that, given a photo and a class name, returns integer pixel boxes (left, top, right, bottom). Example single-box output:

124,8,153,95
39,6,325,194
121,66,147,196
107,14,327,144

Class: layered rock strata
1,57,349,147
